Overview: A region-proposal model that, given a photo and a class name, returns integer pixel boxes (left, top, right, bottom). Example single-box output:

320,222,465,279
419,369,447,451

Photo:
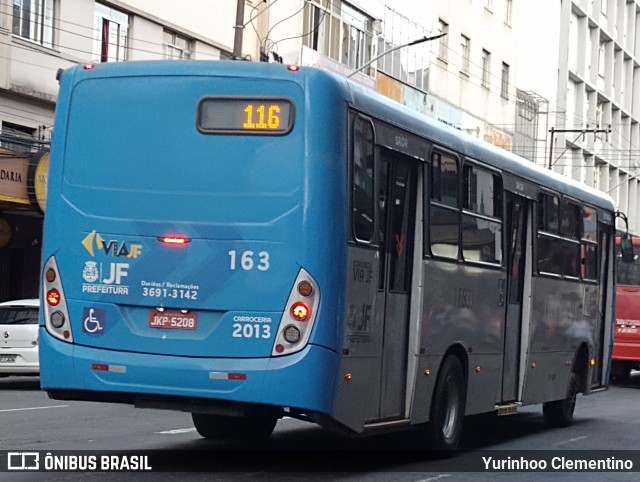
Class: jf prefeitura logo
81,230,143,296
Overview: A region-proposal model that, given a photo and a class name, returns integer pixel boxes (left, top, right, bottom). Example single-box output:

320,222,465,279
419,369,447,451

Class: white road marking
415,475,451,482
156,428,197,435
563,435,588,444
0,405,69,413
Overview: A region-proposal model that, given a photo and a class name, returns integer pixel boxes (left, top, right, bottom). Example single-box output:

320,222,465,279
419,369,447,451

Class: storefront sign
28,150,49,214
0,156,30,208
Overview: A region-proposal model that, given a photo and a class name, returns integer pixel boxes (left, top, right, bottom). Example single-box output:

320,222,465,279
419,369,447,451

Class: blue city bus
40,60,617,452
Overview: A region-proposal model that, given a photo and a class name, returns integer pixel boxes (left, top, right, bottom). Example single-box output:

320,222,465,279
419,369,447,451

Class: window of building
505,0,513,25
597,39,606,79
518,97,534,122
163,29,192,59
1,121,37,153
438,19,449,61
303,0,374,76
375,7,431,91
93,3,129,62
501,62,509,99
595,100,605,140
482,49,491,88
460,35,470,74
12,0,55,48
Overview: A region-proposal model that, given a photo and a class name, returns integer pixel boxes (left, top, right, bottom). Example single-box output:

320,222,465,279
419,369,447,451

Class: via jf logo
82,230,142,259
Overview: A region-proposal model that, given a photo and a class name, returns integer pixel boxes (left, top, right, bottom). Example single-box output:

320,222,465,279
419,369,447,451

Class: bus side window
581,205,598,280
461,164,502,264
430,151,459,259
560,200,581,278
537,192,561,275
352,117,375,242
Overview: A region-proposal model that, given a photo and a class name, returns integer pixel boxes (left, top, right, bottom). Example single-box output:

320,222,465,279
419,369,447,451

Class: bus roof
61,59,616,214
340,76,615,213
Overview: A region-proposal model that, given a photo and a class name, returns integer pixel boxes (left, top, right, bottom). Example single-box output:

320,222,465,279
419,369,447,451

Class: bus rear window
197,97,294,135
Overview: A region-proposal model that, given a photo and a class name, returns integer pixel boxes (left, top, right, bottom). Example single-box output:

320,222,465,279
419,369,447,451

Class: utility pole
547,125,611,170
232,0,245,60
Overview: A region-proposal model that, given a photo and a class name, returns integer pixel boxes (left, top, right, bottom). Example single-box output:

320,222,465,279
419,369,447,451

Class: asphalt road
1,372,639,481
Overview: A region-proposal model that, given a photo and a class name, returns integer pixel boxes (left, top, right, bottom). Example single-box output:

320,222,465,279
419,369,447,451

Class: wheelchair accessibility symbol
82,307,106,334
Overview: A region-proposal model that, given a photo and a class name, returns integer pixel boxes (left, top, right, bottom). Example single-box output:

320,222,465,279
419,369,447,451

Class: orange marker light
297,281,313,297
45,268,56,283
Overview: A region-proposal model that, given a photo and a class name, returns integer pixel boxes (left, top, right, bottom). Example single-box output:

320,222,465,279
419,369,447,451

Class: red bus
612,236,640,379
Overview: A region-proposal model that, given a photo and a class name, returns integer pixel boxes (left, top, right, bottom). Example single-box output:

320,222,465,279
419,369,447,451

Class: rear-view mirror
620,233,635,263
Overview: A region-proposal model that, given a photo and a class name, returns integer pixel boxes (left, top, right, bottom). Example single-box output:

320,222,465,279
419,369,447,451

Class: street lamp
347,33,447,79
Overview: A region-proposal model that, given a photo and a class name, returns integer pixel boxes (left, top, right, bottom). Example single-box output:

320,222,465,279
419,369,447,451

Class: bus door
377,148,418,419
501,193,529,402
594,226,611,385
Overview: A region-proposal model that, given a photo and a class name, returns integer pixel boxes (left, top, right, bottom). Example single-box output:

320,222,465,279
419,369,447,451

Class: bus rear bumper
39,330,338,415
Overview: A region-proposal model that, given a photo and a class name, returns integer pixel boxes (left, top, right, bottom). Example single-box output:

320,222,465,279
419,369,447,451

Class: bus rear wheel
426,355,466,453
191,412,278,441
543,372,579,427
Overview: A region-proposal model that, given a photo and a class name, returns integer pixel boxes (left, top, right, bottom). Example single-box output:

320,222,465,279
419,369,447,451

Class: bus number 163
228,250,270,271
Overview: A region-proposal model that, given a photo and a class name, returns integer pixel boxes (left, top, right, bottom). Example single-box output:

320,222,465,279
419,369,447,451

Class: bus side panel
522,278,596,404
411,354,440,423
300,71,350,357
333,246,382,432
421,260,504,416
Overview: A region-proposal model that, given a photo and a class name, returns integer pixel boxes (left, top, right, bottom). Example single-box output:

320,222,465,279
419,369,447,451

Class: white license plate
0,355,17,363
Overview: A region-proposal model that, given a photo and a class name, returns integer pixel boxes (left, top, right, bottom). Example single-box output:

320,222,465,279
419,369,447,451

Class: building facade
0,0,638,299
556,0,640,234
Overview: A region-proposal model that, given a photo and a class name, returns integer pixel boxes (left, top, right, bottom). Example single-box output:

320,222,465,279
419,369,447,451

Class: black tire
192,412,278,441
426,355,466,453
543,372,579,427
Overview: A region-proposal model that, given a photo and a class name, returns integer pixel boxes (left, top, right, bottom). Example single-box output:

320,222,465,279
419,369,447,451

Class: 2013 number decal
232,323,271,339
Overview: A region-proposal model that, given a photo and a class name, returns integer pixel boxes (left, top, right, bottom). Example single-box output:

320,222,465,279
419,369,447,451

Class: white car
0,299,40,376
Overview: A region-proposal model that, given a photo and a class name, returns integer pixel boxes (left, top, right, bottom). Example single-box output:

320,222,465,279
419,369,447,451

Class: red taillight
83,63,95,70
46,289,61,306
272,269,319,357
158,236,191,245
287,65,300,72
291,302,310,321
